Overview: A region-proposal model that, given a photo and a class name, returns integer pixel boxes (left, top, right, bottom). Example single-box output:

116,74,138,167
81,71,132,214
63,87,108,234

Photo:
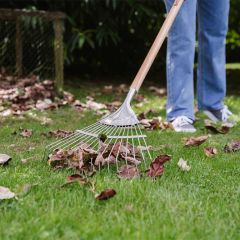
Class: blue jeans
165,0,230,121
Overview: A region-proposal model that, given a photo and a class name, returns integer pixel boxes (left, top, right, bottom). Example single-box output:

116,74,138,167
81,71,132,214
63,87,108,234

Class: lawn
0,73,240,240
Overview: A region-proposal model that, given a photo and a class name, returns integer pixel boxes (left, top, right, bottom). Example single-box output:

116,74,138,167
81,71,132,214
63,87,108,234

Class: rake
46,0,184,171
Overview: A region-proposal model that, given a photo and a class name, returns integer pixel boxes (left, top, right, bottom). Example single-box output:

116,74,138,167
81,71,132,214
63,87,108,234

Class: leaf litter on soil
224,140,240,153
204,120,233,134
146,155,171,178
204,147,218,157
184,135,209,147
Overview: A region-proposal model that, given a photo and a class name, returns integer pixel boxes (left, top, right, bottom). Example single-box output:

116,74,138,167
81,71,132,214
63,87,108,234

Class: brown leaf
146,155,171,178
120,155,141,165
48,129,74,138
148,86,166,96
61,174,89,187
86,100,106,111
0,154,11,166
134,94,145,103
204,147,217,157
36,99,55,110
48,149,68,168
204,120,232,134
224,140,240,153
95,188,116,200
184,135,208,147
140,117,172,130
20,129,33,137
117,165,139,180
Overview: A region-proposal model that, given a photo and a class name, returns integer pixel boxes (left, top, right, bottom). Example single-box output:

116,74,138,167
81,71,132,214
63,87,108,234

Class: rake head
45,89,152,171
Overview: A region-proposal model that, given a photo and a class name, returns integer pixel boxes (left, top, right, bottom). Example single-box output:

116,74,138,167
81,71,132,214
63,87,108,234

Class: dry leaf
146,155,171,178
134,94,145,103
140,117,172,130
185,135,208,147
0,186,15,200
177,158,191,171
95,188,116,200
117,165,139,180
86,100,106,111
48,129,74,138
204,147,217,157
0,154,11,166
148,86,166,96
61,174,89,187
204,120,232,134
20,129,33,137
224,140,240,153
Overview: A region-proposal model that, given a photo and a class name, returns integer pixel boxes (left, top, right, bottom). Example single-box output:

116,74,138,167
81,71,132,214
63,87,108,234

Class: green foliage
2,0,240,74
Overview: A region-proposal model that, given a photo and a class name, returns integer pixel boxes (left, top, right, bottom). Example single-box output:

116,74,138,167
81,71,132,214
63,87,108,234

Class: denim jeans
165,0,230,121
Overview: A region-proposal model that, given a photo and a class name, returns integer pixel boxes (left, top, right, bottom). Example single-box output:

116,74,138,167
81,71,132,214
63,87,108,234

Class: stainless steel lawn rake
46,0,184,170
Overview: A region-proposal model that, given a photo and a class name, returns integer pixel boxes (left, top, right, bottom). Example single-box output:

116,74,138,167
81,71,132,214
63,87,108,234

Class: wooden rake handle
130,0,185,91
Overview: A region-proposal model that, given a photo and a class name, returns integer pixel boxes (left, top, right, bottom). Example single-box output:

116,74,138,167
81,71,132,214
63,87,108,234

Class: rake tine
46,122,98,149
130,127,136,163
125,127,131,175
134,124,147,169
137,124,152,160
91,125,117,150
46,123,101,151
56,123,109,151
121,128,129,168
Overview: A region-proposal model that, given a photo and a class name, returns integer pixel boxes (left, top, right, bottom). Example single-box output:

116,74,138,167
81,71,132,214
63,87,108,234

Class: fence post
15,17,22,76
53,18,64,96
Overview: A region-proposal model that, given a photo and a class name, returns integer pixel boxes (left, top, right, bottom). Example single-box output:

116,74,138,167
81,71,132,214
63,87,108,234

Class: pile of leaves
0,70,75,116
48,142,143,175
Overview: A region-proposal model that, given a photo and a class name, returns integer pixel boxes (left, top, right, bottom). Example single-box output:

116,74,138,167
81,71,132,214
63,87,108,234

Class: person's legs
165,0,197,121
197,0,230,111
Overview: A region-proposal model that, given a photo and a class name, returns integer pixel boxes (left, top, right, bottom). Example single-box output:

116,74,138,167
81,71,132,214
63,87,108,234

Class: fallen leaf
204,147,217,157
146,155,171,178
61,174,89,187
95,188,116,200
20,129,33,137
86,100,106,111
224,140,240,153
103,85,113,93
0,186,15,200
185,135,208,147
0,154,11,166
134,94,145,103
204,120,232,134
48,129,74,138
140,117,172,130
177,158,191,171
148,86,166,96
36,99,55,110
117,165,139,180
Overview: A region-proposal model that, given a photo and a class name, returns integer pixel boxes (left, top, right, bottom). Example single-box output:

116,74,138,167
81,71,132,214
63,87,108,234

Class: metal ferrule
99,88,140,126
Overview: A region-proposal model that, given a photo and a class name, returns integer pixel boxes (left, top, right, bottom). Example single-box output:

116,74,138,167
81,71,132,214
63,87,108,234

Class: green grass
1,80,240,240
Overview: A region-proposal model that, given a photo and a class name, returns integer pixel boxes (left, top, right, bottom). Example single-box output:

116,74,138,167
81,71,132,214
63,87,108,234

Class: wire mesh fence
0,9,65,94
